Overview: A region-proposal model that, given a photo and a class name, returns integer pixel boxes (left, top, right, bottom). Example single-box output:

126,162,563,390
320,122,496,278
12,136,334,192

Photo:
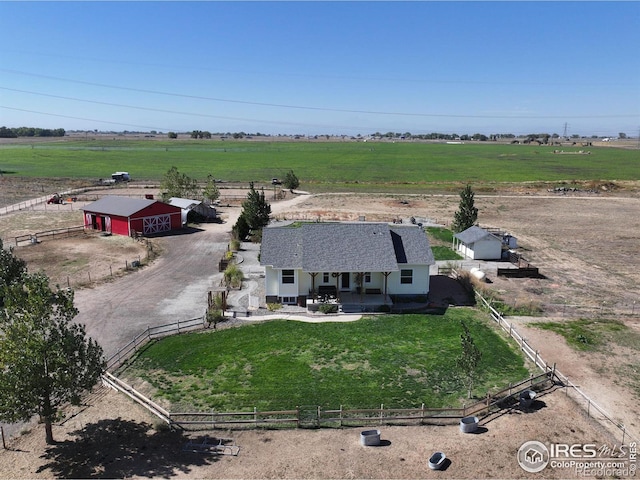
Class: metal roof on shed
454,226,501,244
168,197,202,210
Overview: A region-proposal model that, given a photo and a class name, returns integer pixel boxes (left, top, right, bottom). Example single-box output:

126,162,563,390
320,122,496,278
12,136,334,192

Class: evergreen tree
234,182,271,240
452,184,478,232
283,170,300,192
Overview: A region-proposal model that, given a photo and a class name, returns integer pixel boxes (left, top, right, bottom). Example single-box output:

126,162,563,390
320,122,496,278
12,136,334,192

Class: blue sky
0,1,638,136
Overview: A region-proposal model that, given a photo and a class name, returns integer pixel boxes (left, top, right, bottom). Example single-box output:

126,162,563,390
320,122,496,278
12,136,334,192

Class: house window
364,272,371,283
282,270,295,284
400,269,413,284
323,272,329,283
280,296,296,305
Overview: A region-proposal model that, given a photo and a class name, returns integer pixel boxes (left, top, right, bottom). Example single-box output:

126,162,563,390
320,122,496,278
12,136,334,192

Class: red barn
82,196,182,236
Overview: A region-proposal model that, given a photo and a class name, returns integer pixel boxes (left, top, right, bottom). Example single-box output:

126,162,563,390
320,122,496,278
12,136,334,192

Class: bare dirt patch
0,383,619,479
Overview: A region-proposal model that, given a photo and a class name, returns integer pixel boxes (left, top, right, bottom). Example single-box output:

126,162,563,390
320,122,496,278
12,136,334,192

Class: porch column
332,272,340,301
383,272,391,302
309,272,318,300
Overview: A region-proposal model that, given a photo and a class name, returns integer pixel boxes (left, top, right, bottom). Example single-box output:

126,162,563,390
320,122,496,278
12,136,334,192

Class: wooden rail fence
97,293,638,444
14,226,86,247
106,316,207,371
476,291,638,445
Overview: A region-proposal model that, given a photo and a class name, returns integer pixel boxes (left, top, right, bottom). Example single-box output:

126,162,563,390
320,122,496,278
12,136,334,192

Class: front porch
307,291,393,314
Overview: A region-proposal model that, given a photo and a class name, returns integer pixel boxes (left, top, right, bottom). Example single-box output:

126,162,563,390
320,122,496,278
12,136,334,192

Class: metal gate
143,214,171,235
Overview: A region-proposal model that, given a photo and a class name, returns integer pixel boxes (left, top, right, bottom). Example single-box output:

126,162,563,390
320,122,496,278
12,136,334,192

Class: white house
260,222,434,307
453,226,502,260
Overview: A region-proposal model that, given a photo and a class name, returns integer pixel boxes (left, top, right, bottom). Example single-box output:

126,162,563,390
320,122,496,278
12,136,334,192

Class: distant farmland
1,139,637,192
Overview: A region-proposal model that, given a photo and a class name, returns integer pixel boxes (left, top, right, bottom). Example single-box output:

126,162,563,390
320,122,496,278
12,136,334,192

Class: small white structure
453,226,502,260
168,197,217,224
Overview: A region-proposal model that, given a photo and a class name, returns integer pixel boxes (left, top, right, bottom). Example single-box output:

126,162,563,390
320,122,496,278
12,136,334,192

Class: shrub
318,304,338,314
267,302,282,312
224,264,243,289
206,308,225,328
230,238,241,251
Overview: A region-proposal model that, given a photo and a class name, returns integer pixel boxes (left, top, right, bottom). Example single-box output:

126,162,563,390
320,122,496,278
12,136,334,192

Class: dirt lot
1,180,639,478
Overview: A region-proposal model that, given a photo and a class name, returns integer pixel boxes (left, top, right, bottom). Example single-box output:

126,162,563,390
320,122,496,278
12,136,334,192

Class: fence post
421,403,425,425
340,405,343,427
380,404,384,422
254,406,257,426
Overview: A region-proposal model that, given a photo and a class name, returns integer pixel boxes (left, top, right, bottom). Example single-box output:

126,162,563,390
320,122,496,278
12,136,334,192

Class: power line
0,106,173,131
2,68,638,120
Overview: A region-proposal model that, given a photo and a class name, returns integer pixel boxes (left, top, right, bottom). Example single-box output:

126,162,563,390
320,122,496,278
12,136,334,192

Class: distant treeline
0,126,66,138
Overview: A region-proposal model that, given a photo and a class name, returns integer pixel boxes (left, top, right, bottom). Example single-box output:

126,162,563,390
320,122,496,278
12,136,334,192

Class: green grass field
1,140,637,192
123,312,529,412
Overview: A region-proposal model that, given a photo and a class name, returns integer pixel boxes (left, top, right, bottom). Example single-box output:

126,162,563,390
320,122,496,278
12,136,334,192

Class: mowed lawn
1,140,638,191
122,312,529,412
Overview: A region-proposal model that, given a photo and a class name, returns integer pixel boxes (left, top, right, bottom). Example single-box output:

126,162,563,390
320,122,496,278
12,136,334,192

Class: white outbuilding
168,197,217,225
453,226,503,260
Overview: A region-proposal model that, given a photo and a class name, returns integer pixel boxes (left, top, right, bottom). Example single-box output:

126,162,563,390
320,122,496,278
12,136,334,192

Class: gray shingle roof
82,196,156,217
454,226,500,244
261,222,433,272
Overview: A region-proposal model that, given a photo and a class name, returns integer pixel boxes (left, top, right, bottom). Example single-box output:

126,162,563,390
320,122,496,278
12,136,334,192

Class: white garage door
143,215,171,234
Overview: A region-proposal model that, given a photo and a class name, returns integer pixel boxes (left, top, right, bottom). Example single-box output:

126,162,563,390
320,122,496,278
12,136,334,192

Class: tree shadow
37,418,218,478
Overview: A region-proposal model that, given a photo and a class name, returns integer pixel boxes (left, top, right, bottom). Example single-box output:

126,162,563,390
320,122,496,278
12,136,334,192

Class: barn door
143,215,171,234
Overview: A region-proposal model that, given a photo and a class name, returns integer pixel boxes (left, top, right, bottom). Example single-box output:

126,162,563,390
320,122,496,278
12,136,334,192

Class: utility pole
563,122,568,139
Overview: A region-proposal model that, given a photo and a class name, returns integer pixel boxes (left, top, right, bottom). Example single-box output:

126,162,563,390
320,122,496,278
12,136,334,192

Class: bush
224,264,243,289
267,302,282,312
318,304,338,314
206,308,225,328
230,238,241,251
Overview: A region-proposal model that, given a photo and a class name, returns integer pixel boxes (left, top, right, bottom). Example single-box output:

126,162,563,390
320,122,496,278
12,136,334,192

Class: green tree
201,174,220,204
283,169,300,192
167,131,178,139
0,239,27,307
455,321,483,399
0,272,105,444
234,182,271,240
451,184,478,233
160,166,199,202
